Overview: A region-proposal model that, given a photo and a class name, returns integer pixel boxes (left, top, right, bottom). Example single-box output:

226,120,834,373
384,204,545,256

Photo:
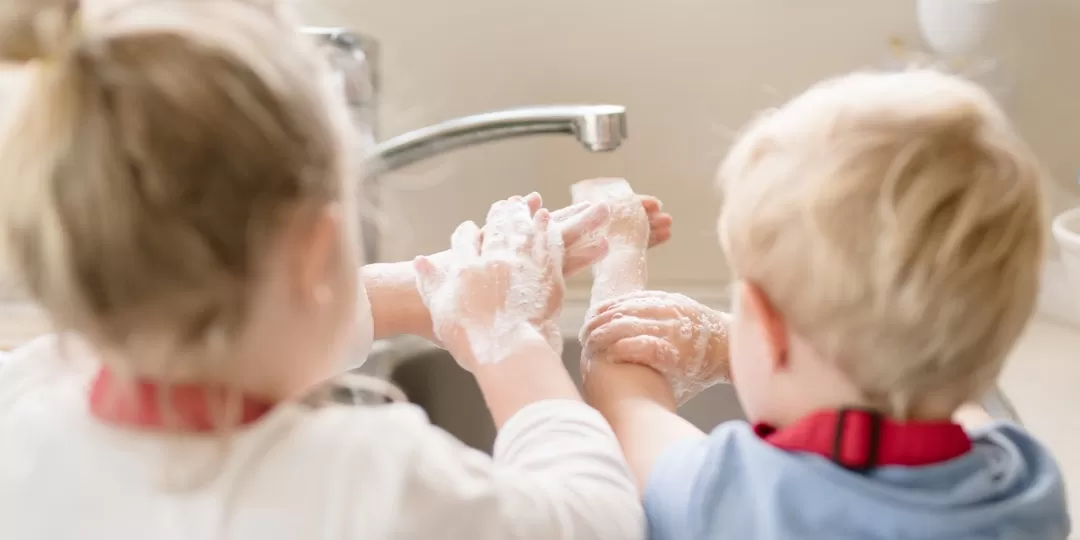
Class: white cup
916,0,1000,56
1052,207,1080,315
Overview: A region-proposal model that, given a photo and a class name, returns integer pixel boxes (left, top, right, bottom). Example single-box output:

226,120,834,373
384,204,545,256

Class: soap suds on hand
418,202,565,366
572,178,650,378
572,179,730,403
580,291,731,404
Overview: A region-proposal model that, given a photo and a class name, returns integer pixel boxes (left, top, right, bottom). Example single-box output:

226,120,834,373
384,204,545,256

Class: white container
1052,207,1080,318
916,0,1001,56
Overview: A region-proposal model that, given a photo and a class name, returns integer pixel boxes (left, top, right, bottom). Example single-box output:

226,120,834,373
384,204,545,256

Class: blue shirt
645,421,1070,539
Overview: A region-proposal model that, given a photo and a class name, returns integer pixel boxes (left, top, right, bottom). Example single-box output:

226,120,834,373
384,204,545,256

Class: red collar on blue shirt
754,408,973,472
89,368,275,432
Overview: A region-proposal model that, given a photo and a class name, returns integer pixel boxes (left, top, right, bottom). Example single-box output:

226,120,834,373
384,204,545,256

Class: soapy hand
604,195,652,250
580,291,731,404
518,192,673,276
414,198,565,370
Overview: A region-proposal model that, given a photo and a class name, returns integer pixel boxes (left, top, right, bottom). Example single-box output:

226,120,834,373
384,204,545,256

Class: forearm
489,400,645,540
361,259,437,342
472,325,582,429
402,399,645,540
590,247,647,301
583,362,705,493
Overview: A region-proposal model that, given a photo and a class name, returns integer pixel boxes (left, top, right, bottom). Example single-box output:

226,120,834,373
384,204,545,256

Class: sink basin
357,337,745,453
353,337,1020,454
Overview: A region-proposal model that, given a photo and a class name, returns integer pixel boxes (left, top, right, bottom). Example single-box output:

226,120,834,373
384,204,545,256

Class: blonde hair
719,70,1046,418
0,0,358,363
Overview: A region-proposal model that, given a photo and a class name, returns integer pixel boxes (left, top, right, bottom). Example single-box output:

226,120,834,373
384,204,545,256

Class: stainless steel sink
357,337,745,453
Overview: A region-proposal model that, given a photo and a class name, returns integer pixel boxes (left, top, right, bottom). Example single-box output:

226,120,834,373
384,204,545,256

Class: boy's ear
742,281,790,371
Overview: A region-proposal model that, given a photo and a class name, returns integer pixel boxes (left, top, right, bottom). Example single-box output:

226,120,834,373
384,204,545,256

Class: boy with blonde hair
580,70,1071,539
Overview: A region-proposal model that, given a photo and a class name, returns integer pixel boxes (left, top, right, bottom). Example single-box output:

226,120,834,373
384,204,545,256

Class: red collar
754,408,972,472
89,368,276,432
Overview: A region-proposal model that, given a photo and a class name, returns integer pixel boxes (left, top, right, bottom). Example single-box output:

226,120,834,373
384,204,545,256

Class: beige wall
2,1,1079,294
298,0,1080,294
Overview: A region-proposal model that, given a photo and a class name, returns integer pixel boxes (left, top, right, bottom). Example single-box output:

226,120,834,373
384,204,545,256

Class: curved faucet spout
363,105,628,177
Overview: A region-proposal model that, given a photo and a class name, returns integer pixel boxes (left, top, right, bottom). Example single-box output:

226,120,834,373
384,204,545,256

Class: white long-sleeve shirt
0,335,644,539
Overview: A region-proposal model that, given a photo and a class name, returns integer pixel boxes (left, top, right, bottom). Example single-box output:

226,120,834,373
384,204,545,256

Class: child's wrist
703,310,732,381
362,250,464,342
455,322,557,367
362,260,433,340
470,323,580,426
468,322,544,363
583,361,678,411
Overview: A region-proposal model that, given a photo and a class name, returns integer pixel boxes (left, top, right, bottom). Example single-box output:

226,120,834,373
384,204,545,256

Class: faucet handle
303,27,379,112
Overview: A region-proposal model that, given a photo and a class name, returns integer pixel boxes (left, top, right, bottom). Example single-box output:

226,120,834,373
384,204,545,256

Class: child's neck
93,335,300,402
770,358,957,426
88,366,278,432
773,388,959,425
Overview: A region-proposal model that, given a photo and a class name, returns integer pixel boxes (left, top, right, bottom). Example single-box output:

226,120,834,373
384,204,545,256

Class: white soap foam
580,291,731,405
421,203,565,366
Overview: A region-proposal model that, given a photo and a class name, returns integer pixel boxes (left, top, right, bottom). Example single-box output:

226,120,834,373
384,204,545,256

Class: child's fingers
546,210,565,278
648,226,672,247
582,316,677,358
483,199,532,254
587,290,663,318
551,201,591,223
450,220,482,263
560,201,611,248
609,336,679,368
413,255,437,277
531,209,552,265
646,212,673,248
548,223,565,280
648,212,673,229
482,200,510,250
581,309,653,342
640,195,662,214
638,195,673,248
563,237,609,276
412,255,442,301
517,201,539,256
534,209,566,289
523,192,543,215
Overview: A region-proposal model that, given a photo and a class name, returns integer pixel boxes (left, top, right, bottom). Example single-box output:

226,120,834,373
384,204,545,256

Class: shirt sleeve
642,435,713,539
0,335,64,384
388,399,645,540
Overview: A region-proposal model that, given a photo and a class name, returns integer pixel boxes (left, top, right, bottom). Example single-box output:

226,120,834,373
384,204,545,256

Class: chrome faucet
304,27,379,138
306,27,629,263
363,105,628,177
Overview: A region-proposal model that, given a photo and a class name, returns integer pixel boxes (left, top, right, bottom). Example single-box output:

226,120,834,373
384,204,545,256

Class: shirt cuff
492,399,617,461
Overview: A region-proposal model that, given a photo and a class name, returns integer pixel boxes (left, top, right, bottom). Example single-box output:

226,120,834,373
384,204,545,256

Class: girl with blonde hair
0,1,671,538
